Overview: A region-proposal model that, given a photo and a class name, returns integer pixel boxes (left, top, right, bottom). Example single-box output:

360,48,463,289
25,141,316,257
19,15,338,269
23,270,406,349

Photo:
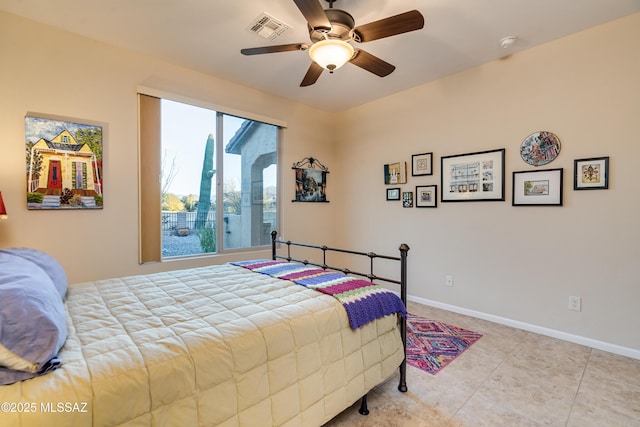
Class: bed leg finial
358,395,369,415
398,360,408,392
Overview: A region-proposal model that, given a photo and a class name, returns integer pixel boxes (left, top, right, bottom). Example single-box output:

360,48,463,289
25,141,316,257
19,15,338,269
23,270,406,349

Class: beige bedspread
0,264,404,426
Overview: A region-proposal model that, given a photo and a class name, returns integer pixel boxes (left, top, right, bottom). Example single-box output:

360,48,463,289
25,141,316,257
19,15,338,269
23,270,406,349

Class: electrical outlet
568,296,582,312
445,275,453,287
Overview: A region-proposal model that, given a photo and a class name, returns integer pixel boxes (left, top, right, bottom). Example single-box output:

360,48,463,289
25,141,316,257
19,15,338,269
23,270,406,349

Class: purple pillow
0,248,67,298
0,252,67,384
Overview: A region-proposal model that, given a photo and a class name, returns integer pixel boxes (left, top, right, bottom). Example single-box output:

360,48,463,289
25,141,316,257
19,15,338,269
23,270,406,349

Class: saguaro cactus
195,133,216,229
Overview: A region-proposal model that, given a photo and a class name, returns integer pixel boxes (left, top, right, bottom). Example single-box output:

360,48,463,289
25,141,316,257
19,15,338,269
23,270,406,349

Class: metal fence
162,211,215,231
162,210,277,232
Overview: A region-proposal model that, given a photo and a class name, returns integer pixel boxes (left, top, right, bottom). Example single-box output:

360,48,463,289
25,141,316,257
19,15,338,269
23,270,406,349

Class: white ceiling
2,0,639,112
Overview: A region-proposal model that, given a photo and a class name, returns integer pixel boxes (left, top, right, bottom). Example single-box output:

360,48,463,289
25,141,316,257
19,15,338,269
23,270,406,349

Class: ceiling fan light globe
308,39,354,72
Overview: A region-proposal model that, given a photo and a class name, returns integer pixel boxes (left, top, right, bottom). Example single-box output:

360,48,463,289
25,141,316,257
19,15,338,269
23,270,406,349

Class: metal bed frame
270,231,409,415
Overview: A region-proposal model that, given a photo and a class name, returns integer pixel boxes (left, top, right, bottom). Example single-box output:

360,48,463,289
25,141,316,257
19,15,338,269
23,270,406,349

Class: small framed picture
415,185,437,208
512,168,563,206
412,152,433,176
384,161,407,185
386,187,401,201
402,191,413,208
574,157,609,190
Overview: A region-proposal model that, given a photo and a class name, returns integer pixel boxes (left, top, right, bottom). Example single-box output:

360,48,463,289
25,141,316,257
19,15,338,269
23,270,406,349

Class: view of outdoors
160,99,278,258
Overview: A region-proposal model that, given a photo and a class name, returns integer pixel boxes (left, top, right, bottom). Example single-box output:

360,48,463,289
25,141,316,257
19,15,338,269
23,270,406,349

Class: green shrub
27,192,44,203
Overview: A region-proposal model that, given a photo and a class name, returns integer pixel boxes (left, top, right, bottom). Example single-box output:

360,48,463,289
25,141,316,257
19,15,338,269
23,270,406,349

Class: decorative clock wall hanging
520,131,561,166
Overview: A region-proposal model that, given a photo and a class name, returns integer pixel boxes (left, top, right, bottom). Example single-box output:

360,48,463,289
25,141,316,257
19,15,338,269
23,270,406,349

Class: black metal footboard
270,231,409,396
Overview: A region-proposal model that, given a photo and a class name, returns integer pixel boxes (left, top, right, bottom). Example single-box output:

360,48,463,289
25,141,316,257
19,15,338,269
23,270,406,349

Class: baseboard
408,295,640,361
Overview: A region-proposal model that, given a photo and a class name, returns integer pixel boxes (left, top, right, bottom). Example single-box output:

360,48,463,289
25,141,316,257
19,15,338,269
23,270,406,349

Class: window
139,94,280,262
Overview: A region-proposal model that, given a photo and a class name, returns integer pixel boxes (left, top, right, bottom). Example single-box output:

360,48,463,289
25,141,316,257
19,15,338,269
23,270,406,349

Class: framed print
292,157,329,202
574,157,609,190
512,168,563,206
386,187,400,201
441,148,505,202
26,113,104,210
415,185,437,208
412,152,433,176
402,191,413,208
293,167,328,202
384,161,407,185
520,131,561,166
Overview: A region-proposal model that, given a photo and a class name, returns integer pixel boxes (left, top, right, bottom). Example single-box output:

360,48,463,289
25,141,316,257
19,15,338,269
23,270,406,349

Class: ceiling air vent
248,12,291,40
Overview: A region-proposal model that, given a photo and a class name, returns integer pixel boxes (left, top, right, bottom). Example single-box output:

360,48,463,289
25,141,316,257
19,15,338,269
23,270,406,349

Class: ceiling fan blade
349,49,395,77
353,10,424,43
300,62,324,87
293,0,331,32
241,43,308,55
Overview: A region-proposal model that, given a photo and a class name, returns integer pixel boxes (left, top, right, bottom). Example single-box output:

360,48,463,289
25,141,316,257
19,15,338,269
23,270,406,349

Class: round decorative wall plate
520,131,561,166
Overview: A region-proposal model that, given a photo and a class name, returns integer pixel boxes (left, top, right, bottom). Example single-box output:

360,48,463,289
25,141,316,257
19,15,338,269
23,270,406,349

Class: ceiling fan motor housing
309,9,355,42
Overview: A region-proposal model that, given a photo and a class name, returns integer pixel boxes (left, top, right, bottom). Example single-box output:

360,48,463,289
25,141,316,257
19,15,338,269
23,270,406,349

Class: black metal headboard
270,230,409,393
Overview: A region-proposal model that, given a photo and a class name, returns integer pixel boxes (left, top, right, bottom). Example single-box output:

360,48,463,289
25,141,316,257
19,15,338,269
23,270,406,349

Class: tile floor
325,301,640,426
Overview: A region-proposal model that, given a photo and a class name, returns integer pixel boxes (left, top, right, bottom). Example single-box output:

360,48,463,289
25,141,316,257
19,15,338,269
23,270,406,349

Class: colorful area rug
406,313,483,375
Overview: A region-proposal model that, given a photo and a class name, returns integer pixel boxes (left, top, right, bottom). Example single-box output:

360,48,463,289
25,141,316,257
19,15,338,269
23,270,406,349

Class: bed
0,233,408,426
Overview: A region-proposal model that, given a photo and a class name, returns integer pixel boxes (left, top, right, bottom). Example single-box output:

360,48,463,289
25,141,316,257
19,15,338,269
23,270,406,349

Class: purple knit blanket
231,260,406,329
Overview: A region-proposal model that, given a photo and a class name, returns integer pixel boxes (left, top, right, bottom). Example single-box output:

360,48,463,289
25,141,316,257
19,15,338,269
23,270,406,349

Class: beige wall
334,13,640,353
1,9,639,355
0,11,336,282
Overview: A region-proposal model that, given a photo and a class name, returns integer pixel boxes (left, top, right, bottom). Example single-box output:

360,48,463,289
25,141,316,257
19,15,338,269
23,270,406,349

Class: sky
162,99,246,197
161,99,277,198
25,115,102,143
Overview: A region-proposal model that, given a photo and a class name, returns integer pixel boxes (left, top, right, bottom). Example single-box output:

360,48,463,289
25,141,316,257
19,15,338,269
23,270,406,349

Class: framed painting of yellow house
25,113,104,209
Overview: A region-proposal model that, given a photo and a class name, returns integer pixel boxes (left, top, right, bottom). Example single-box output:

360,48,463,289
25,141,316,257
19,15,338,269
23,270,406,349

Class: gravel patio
161,232,204,257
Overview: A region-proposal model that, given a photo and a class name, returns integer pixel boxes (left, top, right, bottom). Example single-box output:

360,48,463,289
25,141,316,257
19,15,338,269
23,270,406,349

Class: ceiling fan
241,0,424,87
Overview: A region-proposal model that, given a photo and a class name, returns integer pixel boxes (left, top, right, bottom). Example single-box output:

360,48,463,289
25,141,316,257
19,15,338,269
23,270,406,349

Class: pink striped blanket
231,260,406,329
